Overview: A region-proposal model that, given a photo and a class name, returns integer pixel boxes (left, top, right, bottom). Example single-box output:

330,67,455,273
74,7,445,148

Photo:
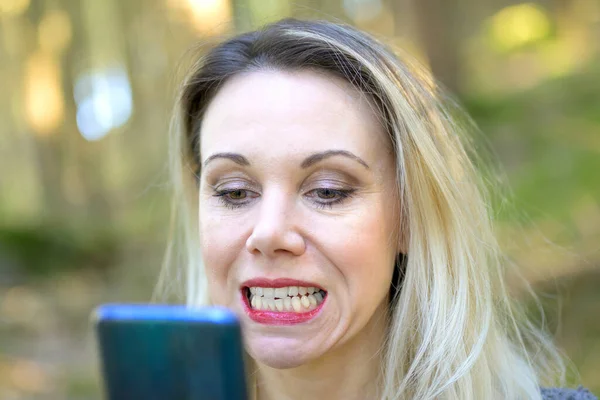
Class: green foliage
0,223,118,278
464,59,600,224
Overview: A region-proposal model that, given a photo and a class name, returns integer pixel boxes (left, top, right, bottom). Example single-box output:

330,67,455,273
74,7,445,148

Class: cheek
325,203,397,305
199,213,247,303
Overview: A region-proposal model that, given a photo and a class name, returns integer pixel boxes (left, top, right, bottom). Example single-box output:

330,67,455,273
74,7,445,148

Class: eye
315,188,339,199
228,189,247,200
305,187,356,209
213,188,258,209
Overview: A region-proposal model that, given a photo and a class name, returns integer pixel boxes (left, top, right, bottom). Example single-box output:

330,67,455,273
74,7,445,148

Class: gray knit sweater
541,386,597,399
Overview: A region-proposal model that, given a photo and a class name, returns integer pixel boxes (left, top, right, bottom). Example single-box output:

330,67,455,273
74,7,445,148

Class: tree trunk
411,0,462,94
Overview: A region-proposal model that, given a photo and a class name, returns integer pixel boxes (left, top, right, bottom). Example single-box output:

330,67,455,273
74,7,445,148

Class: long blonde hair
156,19,567,399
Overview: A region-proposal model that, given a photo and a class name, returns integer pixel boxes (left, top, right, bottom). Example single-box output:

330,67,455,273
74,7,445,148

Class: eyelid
203,166,254,184
302,177,355,192
210,177,258,191
304,168,361,186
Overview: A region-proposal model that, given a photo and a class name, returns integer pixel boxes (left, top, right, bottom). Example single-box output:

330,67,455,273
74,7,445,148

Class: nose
245,190,306,257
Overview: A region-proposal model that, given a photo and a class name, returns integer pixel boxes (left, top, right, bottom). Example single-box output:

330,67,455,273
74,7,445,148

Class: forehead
200,70,391,163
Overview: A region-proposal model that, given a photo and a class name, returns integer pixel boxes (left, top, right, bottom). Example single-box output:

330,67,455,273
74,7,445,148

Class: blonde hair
156,19,567,399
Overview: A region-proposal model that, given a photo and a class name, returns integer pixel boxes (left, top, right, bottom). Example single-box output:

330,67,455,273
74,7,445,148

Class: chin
245,335,323,369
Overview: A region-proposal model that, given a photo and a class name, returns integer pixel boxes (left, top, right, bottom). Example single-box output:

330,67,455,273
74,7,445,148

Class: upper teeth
248,286,326,312
250,286,318,298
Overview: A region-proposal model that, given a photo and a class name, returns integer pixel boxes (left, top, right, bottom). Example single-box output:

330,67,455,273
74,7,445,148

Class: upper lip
241,278,325,291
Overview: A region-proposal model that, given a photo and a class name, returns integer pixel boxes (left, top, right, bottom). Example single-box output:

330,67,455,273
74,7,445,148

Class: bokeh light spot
186,0,231,35
489,3,551,52
24,52,64,135
0,0,30,17
74,67,133,141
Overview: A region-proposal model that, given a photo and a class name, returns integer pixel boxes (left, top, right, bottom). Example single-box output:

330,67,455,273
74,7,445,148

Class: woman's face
198,70,401,368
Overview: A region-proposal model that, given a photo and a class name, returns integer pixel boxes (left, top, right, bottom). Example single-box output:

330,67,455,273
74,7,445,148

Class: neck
252,302,389,400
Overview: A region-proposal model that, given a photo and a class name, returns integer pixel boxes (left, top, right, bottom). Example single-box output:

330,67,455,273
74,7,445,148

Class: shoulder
541,386,597,400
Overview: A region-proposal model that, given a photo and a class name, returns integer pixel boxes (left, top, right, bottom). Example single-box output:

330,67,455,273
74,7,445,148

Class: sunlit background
1,0,599,398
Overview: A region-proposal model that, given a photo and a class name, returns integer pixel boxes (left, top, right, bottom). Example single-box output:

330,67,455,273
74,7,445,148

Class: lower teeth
248,290,326,312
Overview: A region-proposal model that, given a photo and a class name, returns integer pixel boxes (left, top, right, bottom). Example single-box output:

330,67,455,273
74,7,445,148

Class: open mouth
244,286,327,313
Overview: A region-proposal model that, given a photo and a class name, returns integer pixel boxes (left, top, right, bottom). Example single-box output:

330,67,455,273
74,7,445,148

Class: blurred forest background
0,0,599,398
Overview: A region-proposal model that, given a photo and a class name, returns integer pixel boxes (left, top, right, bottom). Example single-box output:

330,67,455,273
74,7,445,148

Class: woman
158,19,595,399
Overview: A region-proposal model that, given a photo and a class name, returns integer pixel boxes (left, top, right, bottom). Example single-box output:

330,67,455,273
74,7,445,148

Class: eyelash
212,188,356,210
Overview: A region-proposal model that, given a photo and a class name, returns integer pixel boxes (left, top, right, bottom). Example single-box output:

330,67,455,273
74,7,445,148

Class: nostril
245,223,307,257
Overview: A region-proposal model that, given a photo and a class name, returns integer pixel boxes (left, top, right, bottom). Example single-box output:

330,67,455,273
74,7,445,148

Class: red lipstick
240,278,327,325
241,278,324,290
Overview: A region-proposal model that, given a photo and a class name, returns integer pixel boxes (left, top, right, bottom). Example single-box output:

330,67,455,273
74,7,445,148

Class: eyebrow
300,150,370,169
202,150,370,170
203,152,250,167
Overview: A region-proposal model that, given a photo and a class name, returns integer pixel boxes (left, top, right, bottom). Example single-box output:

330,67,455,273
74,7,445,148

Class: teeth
266,298,275,311
314,292,323,303
249,286,323,298
274,299,284,311
291,296,302,312
301,295,310,308
247,286,327,313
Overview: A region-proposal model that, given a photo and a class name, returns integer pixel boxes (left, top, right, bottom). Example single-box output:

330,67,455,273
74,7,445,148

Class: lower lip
241,290,326,325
